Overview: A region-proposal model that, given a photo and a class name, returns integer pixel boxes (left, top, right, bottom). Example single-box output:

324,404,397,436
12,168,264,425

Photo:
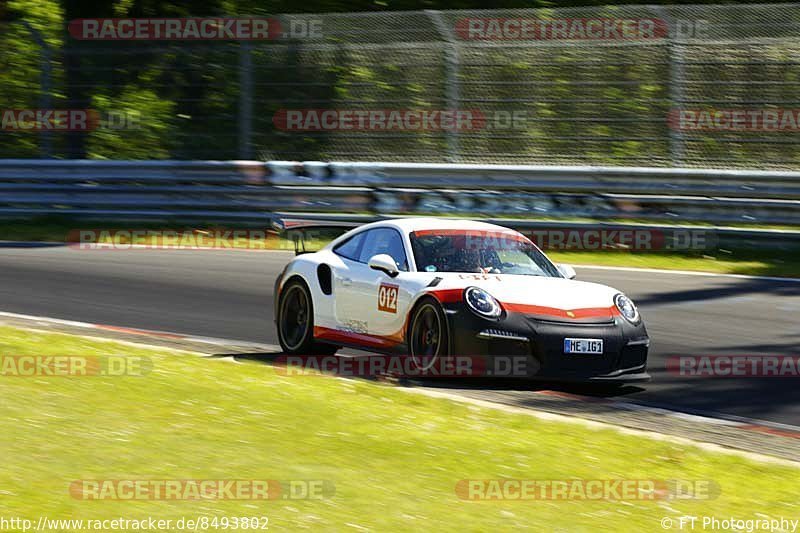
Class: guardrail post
426,10,460,163
238,41,254,160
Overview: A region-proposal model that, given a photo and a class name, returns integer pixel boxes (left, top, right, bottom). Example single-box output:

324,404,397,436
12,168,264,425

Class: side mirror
557,264,577,279
368,254,399,278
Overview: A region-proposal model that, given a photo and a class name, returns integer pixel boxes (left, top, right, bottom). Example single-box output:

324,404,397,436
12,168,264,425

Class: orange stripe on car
313,326,404,349
428,288,618,320
428,288,463,304
411,229,531,243
504,303,620,320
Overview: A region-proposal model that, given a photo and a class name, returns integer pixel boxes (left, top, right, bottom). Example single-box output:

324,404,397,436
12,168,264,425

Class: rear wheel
277,279,337,355
408,298,449,371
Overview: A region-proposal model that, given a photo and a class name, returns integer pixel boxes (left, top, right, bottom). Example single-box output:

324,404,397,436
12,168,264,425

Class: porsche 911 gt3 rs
274,218,650,382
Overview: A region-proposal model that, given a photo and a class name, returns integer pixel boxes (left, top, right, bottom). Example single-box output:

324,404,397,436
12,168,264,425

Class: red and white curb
1,309,799,457
0,310,278,351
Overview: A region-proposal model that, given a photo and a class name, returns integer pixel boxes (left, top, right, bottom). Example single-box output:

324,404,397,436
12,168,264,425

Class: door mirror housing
557,264,577,279
368,254,399,278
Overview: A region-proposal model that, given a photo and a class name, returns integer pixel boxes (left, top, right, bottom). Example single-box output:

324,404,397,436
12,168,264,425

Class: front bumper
583,366,651,383
445,303,650,383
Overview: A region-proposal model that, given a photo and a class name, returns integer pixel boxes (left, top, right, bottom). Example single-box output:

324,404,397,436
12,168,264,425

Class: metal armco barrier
1,160,799,246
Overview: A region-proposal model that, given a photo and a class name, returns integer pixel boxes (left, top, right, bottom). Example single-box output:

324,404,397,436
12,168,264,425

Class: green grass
549,250,800,278
0,217,187,243
1,326,798,532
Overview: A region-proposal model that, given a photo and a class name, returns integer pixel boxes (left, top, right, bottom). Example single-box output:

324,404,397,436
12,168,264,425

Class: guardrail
270,162,800,199
0,160,798,247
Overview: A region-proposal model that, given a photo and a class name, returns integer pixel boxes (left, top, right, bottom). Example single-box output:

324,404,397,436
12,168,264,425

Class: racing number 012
378,283,399,313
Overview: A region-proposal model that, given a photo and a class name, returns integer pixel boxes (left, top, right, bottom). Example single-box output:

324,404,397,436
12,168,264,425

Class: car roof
323,217,525,251
359,217,519,235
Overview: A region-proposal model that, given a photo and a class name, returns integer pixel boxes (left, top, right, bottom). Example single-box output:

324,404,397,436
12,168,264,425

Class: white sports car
274,218,650,382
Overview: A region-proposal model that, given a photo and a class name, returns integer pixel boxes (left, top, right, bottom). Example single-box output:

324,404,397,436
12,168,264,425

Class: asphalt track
1,244,798,425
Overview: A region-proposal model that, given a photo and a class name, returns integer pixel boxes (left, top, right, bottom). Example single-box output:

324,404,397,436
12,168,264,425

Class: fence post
426,10,460,163
657,8,686,166
668,44,686,166
238,41,254,160
21,22,53,159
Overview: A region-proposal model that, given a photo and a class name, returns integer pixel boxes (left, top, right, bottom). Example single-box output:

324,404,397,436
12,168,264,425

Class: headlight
614,293,639,323
464,287,502,319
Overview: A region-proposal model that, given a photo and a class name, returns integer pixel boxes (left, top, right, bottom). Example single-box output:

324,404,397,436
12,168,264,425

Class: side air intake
317,264,333,295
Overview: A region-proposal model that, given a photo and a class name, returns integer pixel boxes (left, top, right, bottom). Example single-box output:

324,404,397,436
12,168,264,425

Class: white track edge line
0,311,279,350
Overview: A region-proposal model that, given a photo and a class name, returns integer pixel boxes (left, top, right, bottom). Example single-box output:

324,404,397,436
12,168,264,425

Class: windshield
410,229,562,277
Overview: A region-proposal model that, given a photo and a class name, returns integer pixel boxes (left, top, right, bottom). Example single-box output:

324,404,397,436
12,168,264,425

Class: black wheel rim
280,285,309,350
410,304,442,370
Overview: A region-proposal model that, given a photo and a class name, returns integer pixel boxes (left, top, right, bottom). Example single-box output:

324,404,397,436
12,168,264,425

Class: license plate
564,338,604,355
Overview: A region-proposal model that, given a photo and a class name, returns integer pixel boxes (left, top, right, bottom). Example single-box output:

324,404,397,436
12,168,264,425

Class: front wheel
277,279,337,355
408,298,450,371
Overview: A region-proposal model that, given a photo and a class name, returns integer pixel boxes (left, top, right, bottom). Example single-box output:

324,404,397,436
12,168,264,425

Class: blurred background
3,1,800,168
0,0,799,258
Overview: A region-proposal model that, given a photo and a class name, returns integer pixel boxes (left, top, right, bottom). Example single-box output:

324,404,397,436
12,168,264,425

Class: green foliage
87,87,175,158
3,1,800,166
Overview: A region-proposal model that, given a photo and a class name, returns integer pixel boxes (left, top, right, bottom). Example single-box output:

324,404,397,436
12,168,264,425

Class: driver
454,247,503,273
480,248,503,272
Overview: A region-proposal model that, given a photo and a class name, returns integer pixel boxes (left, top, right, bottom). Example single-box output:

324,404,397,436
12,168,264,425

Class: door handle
340,277,352,286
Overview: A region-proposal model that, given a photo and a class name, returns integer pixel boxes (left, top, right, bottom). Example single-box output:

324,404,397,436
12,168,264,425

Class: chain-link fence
3,4,800,168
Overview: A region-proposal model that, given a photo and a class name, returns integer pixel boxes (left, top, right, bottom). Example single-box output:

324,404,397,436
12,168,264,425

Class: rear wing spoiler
270,217,362,255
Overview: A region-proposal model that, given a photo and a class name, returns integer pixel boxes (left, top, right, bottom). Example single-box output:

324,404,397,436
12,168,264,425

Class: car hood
423,273,621,315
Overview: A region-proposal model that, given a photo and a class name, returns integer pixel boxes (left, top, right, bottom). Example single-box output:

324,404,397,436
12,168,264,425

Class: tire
277,278,338,355
408,297,450,371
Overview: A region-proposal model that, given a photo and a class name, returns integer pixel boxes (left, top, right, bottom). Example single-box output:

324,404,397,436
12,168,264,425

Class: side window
333,232,365,261
358,228,409,271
